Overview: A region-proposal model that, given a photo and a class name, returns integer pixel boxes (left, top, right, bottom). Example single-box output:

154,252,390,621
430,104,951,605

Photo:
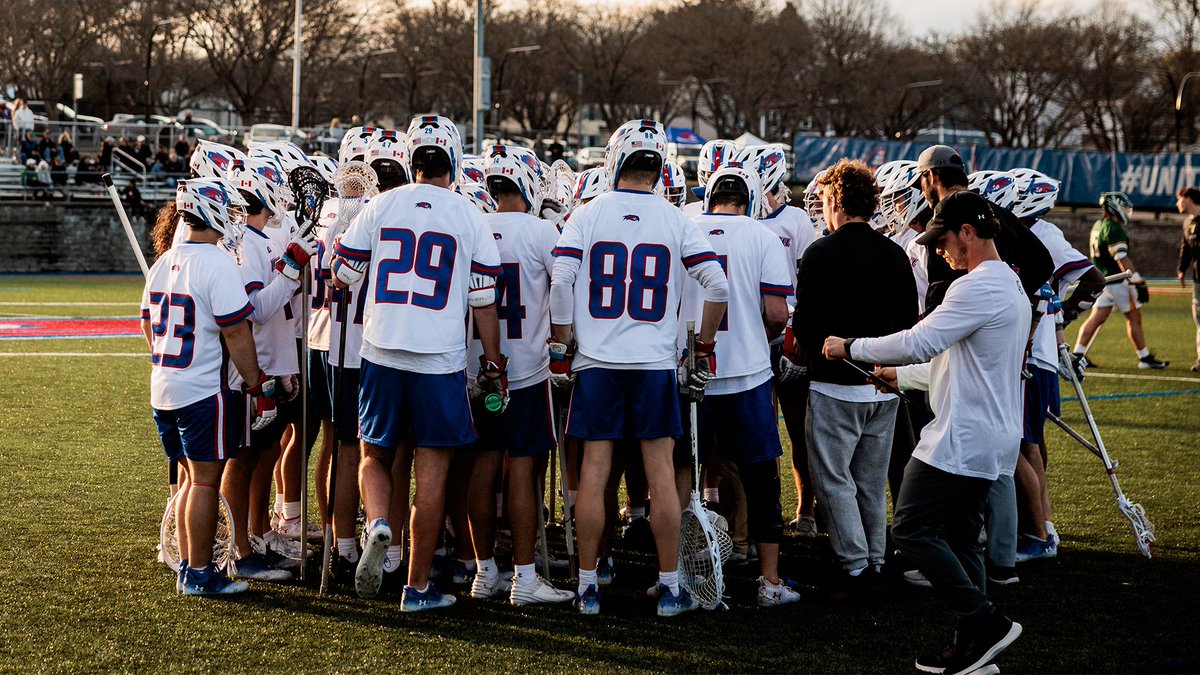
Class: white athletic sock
703,488,720,503
337,538,359,562
283,502,301,520
1137,346,1150,358
1073,343,1087,355
274,494,285,516
476,557,498,581
577,567,597,595
626,506,646,520
848,564,867,577
658,570,680,596
382,545,403,573
515,563,537,585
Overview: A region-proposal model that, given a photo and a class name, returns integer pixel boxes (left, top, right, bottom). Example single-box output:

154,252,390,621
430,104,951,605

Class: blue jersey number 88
588,242,670,322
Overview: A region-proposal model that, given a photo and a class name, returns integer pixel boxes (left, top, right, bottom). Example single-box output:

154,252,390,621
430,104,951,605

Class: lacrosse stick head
704,506,734,564
679,494,726,610
1119,498,1155,558
288,165,329,233
160,492,235,572
333,160,378,236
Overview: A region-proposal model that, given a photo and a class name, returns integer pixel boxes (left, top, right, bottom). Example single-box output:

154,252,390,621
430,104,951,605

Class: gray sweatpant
986,473,1017,568
806,390,898,572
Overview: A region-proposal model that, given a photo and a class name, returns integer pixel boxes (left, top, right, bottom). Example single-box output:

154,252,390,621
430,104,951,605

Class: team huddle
143,110,1149,672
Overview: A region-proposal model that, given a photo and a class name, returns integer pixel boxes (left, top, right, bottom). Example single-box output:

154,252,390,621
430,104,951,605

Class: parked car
184,116,237,141
574,146,606,170
245,123,306,146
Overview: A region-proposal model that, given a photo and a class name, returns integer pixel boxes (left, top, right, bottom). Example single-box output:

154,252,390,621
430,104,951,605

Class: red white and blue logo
416,201,432,209
257,165,283,185
986,176,1014,194
208,151,230,170
708,229,724,235
1030,181,1056,195
197,185,229,204
623,214,640,222
463,166,485,183
519,154,542,176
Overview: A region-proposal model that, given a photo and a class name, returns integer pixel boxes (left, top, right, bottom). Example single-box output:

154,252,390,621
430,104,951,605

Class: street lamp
145,17,186,121
1175,71,1200,151
359,48,399,112
85,60,132,121
894,79,943,141
492,45,542,130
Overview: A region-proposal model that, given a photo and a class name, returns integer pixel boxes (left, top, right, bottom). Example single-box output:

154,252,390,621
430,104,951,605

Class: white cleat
355,519,392,599
470,574,513,600
756,577,801,607
276,517,323,542
510,575,575,605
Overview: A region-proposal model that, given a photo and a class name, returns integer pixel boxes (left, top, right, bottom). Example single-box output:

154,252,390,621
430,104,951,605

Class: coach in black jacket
789,159,918,594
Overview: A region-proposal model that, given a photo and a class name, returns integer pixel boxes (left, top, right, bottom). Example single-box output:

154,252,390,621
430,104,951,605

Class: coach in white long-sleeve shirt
823,191,1028,675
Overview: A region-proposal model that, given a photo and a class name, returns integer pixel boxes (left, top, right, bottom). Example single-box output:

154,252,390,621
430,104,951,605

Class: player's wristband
844,338,857,359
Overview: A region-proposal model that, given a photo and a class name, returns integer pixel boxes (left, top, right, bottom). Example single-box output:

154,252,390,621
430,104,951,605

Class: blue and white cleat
597,557,615,586
576,584,601,615
182,563,249,596
401,583,456,612
355,518,392,599
176,560,188,594
656,584,699,617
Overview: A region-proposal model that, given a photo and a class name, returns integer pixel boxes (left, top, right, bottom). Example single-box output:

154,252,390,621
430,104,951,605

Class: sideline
0,352,145,357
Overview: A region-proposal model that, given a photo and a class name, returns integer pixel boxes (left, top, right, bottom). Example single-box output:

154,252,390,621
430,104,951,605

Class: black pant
892,458,995,618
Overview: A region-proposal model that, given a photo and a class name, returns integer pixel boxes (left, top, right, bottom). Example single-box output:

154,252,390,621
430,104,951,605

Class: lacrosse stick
555,396,577,579
679,321,726,610
1051,339,1154,558
536,467,551,580
160,489,236,573
102,173,150,277
548,439,558,528
319,161,377,594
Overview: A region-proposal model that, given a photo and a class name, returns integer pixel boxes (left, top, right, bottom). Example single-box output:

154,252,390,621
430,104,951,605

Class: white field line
1087,372,1200,384
0,352,145,357
0,302,139,306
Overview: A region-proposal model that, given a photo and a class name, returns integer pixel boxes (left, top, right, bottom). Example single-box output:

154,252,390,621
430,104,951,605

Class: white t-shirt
143,241,253,410
759,204,816,304
684,213,792,396
236,224,299,379
334,182,501,373
467,211,559,390
550,189,728,371
851,260,1031,480
1029,218,1092,372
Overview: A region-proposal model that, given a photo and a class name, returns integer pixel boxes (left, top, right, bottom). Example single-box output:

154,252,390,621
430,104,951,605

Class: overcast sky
887,0,1144,36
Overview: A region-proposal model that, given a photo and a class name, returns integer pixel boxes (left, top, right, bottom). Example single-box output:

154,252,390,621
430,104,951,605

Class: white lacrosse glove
468,272,496,308
275,229,318,281
540,197,566,225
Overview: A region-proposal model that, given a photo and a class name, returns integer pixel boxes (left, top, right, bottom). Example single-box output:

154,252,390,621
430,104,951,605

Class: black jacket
794,221,919,386
925,198,1054,312
1180,215,1200,283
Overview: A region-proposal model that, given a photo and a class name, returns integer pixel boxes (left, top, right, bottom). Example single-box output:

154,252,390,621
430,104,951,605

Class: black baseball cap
916,190,994,245
908,144,966,186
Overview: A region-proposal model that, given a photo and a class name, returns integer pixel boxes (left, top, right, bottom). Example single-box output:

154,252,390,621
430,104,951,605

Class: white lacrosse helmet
875,161,918,195
604,119,668,191
460,154,486,185
658,161,687,208
309,155,338,186
572,168,608,209
406,114,462,180
803,170,827,221
226,156,287,217
484,144,543,215
1010,168,1060,219
537,160,555,204
551,160,576,209
968,170,1021,211
189,140,247,179
456,180,497,214
176,177,248,240
703,163,762,218
249,140,312,175
366,129,411,184
697,139,739,187
338,126,378,164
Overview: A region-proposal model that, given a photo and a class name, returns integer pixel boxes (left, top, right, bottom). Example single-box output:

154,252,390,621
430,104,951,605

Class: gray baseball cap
909,145,965,185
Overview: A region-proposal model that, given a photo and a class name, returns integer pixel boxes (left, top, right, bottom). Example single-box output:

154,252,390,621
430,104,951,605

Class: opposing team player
549,119,729,616
685,163,799,606
144,178,264,595
332,114,505,611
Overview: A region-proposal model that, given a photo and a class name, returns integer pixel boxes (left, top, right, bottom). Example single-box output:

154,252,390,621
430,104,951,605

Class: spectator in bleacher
100,137,115,169
164,150,185,186
121,179,144,213
75,155,103,184
131,135,153,167
21,158,49,197
58,131,78,165
154,143,169,167
174,133,190,158
20,132,38,162
12,99,34,137
1,98,10,145
35,154,52,187
50,155,68,187
38,131,59,162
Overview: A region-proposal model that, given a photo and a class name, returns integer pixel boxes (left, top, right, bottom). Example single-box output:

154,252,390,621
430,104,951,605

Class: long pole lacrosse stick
319,162,377,594
555,395,577,579
678,321,726,610
1053,340,1154,558
102,173,150,277
547,439,558,528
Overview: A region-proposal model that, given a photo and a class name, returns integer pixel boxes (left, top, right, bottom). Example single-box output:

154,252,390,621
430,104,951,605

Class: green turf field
2,274,1199,672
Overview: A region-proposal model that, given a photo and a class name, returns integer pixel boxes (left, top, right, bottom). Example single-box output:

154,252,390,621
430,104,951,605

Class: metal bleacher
0,148,177,203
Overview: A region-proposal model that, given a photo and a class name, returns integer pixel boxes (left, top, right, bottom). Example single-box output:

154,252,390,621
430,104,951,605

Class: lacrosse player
1177,187,1200,371
455,144,576,605
780,160,918,597
1073,191,1168,369
683,163,799,606
684,139,738,218
332,115,505,611
825,191,1028,675
549,119,729,617
144,178,264,596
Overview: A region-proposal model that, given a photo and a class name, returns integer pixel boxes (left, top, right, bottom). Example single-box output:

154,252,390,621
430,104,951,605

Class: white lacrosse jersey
1029,218,1092,372
686,213,793,395
307,217,332,352
334,182,501,364
269,216,306,342
143,241,253,410
759,204,816,303
236,224,299,379
322,195,372,368
682,200,704,219
467,212,560,389
552,189,722,370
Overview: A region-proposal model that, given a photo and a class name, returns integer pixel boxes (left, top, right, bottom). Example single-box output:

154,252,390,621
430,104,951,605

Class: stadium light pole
1175,71,1200,152
896,79,943,141
292,0,303,130
359,48,399,116
472,0,489,154
492,45,541,131
144,17,185,121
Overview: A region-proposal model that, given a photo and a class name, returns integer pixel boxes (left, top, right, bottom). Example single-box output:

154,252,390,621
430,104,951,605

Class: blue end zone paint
1062,389,1200,402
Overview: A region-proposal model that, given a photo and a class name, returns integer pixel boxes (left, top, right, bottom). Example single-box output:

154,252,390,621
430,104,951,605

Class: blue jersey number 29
375,228,458,310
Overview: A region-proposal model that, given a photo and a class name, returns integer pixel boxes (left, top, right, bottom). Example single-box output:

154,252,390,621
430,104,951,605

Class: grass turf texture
1,274,1199,672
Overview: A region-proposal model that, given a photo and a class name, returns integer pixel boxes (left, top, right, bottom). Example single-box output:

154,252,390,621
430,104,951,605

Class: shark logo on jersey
708,229,725,236
493,232,502,240
416,202,432,209
623,214,640,222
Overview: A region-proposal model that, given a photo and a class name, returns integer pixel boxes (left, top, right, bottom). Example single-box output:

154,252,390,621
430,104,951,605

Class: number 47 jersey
552,189,725,368
334,183,502,357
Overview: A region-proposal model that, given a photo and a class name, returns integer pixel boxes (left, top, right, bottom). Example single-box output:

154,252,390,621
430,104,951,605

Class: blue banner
667,127,704,145
791,136,1200,211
